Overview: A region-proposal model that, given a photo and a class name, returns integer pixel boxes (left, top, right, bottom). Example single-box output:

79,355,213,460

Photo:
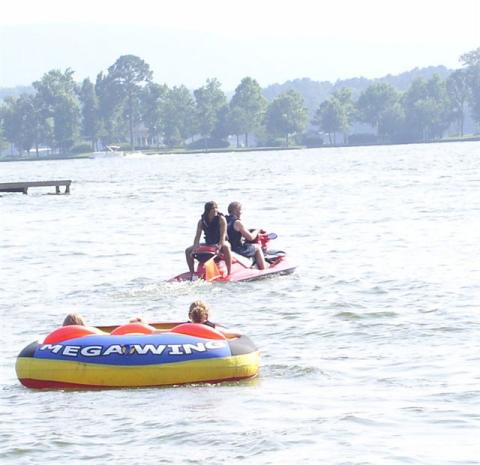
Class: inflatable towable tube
15,322,259,389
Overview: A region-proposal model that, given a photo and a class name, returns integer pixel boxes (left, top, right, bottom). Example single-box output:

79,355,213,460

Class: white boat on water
93,145,124,158
93,146,147,159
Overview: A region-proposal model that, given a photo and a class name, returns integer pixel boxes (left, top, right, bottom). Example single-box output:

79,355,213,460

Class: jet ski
170,232,296,282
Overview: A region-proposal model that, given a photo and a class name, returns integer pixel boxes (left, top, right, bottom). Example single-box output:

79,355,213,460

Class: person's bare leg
221,244,232,275
185,246,195,274
254,244,267,270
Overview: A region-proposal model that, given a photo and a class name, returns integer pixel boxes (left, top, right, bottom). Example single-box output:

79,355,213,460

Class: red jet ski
170,232,296,282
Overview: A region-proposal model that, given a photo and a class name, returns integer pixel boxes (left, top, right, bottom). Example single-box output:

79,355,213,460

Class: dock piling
0,180,72,195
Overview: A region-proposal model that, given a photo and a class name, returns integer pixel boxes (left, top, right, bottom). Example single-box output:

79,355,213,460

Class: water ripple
2,143,480,465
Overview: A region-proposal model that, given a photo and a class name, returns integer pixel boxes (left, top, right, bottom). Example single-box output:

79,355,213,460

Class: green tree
356,83,400,139
2,95,36,154
79,78,102,151
265,90,308,146
313,88,354,144
33,69,80,153
332,88,355,143
163,85,196,147
402,78,426,141
211,105,231,142
140,82,169,147
95,72,125,146
194,78,227,148
227,106,245,147
378,102,406,143
229,77,267,146
0,126,7,153
312,99,343,145
0,111,6,152
446,70,469,136
106,55,153,150
460,47,480,125
1,93,50,156
55,98,80,153
460,47,480,66
403,75,452,141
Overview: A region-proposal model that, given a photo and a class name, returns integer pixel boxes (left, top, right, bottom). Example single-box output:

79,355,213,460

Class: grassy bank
138,145,304,156
1,136,478,163
0,153,93,163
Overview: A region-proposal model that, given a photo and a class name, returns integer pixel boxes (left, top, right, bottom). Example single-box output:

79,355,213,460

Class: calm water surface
1,142,479,464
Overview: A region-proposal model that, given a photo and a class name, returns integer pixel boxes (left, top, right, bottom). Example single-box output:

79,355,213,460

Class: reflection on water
1,142,480,465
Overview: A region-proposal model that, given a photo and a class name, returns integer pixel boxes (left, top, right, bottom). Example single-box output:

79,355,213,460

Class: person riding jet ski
225,201,267,270
185,201,232,278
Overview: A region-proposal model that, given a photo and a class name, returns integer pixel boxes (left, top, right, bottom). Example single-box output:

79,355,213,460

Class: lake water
1,142,479,465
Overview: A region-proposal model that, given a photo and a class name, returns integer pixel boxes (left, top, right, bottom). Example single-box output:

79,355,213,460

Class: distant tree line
313,48,480,145
1,48,479,156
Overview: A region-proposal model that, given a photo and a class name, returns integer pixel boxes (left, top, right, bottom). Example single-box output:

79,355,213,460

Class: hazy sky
1,0,479,90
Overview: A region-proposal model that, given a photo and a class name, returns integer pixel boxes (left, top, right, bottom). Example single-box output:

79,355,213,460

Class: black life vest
186,320,216,328
226,214,242,249
202,213,223,245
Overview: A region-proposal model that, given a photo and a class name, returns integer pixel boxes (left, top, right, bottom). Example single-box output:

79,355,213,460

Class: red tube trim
19,374,257,390
110,323,156,335
170,323,226,340
43,325,105,344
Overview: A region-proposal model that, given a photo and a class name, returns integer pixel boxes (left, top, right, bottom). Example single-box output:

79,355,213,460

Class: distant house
132,123,164,148
0,144,52,159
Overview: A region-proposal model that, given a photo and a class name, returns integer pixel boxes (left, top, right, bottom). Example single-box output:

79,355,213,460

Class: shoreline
1,136,479,163
0,154,93,163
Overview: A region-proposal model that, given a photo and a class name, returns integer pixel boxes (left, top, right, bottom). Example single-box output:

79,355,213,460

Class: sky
0,0,479,91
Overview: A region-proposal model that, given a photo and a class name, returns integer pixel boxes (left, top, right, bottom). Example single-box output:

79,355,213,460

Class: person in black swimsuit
188,300,240,337
185,201,232,277
225,201,267,270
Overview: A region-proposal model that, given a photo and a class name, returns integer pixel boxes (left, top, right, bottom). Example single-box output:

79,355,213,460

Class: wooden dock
0,180,72,194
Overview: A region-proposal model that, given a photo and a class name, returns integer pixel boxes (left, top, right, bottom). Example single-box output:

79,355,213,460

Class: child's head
188,300,209,323
62,313,86,326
